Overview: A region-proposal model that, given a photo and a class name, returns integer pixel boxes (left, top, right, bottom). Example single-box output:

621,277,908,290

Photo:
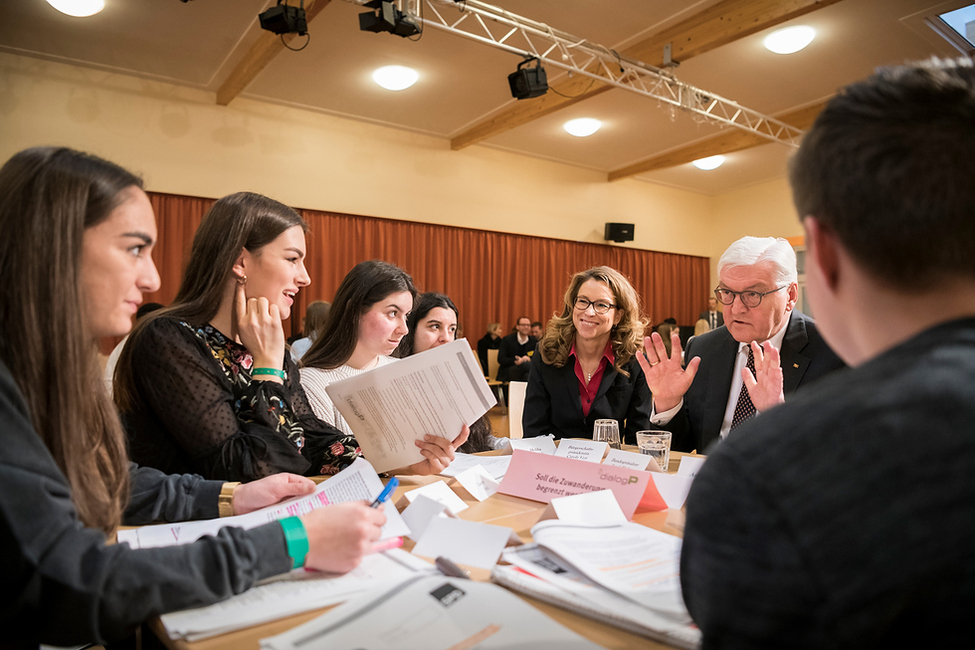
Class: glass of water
636,430,672,471
593,419,622,450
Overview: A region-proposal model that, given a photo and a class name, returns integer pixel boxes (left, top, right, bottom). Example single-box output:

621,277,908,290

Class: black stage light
508,57,548,100
259,0,308,36
359,0,420,38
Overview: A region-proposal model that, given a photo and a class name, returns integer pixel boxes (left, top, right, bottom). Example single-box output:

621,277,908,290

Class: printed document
117,458,409,549
259,574,605,650
324,339,496,473
161,549,432,641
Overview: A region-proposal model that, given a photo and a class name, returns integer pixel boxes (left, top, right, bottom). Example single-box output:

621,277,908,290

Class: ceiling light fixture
259,0,308,36
45,0,104,17
508,57,548,100
692,155,725,170
373,65,419,91
563,118,601,137
763,25,816,54
359,0,420,38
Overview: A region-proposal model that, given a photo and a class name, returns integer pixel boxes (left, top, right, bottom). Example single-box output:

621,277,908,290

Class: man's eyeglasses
714,285,787,309
574,297,616,314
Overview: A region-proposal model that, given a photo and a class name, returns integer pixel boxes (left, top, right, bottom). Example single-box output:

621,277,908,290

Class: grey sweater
0,359,293,647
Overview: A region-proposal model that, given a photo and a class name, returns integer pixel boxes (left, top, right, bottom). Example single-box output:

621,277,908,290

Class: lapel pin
793,363,799,368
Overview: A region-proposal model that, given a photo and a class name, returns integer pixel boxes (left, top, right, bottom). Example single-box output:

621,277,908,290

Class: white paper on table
530,520,689,618
554,439,607,463
649,473,695,510
440,452,512,481
323,339,496,473
259,574,606,650
603,448,652,471
400,494,451,542
451,464,499,501
548,490,627,527
507,436,557,455
411,517,514,570
676,455,706,478
401,479,468,515
117,458,409,549
160,548,433,641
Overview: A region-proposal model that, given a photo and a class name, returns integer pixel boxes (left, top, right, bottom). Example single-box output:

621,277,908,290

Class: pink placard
498,449,659,518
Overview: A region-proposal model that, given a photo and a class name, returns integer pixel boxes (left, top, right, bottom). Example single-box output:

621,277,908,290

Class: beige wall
0,52,801,288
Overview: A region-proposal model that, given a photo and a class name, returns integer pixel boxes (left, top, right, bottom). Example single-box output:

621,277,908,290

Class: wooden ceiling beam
216,0,332,107
450,0,844,150
607,98,830,181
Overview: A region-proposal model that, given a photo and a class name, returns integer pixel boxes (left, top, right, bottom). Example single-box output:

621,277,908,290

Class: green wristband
252,367,286,380
279,516,309,569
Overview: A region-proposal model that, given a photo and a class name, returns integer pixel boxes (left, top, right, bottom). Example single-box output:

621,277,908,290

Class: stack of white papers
161,549,433,641
117,458,409,549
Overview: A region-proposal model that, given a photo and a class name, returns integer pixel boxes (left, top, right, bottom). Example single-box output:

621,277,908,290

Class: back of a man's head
789,57,975,289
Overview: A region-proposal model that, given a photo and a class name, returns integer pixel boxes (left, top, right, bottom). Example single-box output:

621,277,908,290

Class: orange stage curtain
139,192,710,343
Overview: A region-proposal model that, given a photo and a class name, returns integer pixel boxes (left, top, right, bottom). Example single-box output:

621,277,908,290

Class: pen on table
435,556,470,580
371,477,399,508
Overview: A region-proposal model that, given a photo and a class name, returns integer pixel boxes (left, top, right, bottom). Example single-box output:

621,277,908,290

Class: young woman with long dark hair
0,147,384,646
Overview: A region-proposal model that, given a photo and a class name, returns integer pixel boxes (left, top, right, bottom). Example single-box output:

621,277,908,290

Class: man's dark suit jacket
523,352,651,445
699,310,724,329
664,310,843,453
497,333,536,382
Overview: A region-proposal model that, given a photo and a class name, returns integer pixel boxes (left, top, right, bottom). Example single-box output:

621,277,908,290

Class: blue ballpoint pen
371,477,399,508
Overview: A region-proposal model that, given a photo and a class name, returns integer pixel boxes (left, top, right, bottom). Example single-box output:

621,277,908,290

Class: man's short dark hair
788,57,975,289
531,321,542,328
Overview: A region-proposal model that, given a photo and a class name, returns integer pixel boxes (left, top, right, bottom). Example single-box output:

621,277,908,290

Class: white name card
554,439,607,463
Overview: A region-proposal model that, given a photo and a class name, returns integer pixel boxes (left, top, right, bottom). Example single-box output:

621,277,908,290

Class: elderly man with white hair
639,236,843,453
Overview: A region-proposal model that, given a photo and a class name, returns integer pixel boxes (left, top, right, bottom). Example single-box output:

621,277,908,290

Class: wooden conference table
150,449,702,650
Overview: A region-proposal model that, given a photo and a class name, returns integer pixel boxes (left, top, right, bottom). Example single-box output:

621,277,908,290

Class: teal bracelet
279,516,309,569
252,367,285,380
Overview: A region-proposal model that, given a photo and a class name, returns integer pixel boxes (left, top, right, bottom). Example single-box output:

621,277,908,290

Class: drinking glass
636,431,672,471
593,419,622,450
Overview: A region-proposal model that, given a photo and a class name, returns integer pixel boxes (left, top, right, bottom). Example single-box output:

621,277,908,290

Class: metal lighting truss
375,0,805,147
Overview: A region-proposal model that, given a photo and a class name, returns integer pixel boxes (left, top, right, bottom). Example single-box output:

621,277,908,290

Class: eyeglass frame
713,284,788,309
573,297,616,315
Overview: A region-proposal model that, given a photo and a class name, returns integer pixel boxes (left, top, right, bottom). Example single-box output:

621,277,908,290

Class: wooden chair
507,381,527,439
486,348,506,414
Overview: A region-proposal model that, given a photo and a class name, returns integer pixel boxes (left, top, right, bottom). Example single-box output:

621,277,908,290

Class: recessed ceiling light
692,155,725,170
563,118,601,137
45,0,104,17
763,26,816,54
372,66,419,91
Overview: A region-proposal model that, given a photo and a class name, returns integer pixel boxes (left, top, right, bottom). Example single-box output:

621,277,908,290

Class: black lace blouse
121,316,361,481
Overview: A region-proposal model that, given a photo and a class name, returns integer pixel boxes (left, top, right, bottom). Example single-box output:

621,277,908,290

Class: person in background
699,296,723,331
680,56,975,648
116,192,361,480
523,266,651,444
393,292,507,452
530,321,543,340
498,316,535,383
0,147,385,646
477,321,503,377
640,236,843,453
290,300,331,361
103,301,163,395
300,261,469,473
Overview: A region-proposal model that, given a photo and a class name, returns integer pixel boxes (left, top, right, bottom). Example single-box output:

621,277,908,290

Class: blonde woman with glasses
523,266,651,444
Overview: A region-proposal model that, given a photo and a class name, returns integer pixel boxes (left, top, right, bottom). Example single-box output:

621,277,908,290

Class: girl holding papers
300,261,469,470
115,191,363,479
523,266,652,444
0,147,386,646
392,291,505,453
